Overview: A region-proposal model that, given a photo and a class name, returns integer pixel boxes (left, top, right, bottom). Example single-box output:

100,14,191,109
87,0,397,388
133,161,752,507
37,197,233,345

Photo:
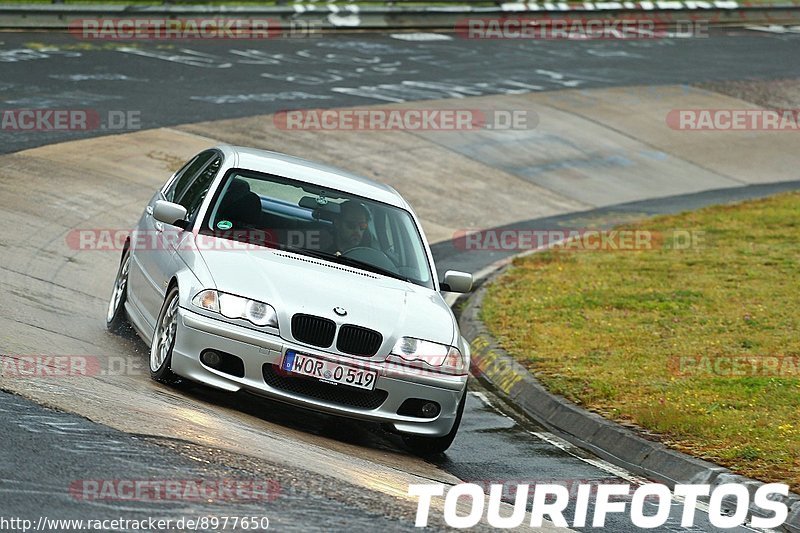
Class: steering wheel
342,247,398,273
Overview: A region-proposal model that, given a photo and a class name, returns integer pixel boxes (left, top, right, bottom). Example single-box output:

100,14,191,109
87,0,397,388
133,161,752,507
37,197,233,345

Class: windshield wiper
332,254,413,283
284,247,411,283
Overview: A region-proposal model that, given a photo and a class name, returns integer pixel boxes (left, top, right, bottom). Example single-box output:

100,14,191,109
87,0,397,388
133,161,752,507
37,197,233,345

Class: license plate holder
281,350,377,391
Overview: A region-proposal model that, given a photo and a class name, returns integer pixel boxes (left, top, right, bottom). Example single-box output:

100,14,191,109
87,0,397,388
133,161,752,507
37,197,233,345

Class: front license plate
281,351,377,391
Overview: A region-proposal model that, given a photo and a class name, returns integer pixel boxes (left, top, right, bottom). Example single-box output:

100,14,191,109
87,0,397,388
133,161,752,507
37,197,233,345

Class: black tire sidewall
106,249,130,331
150,287,180,383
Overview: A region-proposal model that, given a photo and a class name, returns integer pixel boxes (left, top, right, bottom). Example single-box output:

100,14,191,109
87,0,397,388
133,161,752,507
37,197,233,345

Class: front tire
150,286,180,384
106,249,131,333
402,389,467,456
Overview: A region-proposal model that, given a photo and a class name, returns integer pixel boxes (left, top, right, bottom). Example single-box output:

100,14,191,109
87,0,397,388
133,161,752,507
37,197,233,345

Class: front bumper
171,307,467,437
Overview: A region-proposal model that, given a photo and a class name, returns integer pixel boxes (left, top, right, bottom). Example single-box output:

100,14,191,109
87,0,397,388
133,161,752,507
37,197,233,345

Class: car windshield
200,169,434,289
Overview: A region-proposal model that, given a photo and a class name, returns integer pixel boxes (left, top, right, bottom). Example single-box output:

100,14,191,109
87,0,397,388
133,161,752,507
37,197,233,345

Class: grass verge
481,191,800,493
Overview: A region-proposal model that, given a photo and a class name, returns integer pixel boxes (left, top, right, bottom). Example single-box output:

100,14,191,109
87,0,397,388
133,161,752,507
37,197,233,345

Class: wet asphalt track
1,27,799,154
0,390,423,532
1,29,799,531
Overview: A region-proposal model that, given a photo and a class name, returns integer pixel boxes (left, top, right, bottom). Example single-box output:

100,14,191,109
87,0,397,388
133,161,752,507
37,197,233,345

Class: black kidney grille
291,314,335,348
337,325,383,357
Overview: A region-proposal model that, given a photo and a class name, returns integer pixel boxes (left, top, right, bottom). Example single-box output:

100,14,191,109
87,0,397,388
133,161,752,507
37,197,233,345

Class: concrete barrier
1,1,799,29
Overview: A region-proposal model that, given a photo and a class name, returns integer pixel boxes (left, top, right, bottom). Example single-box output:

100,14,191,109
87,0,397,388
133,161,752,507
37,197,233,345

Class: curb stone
458,272,800,531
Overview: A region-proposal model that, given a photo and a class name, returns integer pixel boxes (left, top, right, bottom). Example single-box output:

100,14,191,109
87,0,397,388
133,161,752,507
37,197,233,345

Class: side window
164,151,215,203
177,156,222,223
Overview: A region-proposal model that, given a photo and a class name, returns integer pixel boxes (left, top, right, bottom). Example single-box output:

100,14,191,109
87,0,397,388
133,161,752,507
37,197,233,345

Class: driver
330,200,372,254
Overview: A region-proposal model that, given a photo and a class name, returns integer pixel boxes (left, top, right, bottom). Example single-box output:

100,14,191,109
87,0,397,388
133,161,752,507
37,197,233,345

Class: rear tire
402,389,466,456
150,286,180,384
106,249,131,333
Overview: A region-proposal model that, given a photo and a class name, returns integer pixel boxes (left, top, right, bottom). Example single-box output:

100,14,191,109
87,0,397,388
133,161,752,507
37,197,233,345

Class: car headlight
386,337,466,376
191,290,278,328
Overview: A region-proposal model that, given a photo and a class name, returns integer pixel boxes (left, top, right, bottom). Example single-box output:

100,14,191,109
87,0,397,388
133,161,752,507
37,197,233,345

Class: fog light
421,402,439,417
398,398,441,418
199,349,245,378
201,351,221,368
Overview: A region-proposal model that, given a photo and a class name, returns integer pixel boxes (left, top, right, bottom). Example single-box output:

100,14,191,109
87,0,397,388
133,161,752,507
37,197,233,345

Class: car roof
221,145,408,209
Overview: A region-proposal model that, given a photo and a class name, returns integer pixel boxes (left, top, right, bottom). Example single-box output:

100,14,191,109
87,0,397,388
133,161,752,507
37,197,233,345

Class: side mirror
441,270,473,293
152,200,188,228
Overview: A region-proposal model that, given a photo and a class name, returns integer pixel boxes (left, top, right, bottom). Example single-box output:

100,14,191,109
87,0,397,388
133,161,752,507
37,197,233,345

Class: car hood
193,243,455,356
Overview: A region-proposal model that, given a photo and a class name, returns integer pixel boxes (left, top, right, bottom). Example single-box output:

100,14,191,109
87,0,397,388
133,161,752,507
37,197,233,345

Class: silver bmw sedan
106,145,473,454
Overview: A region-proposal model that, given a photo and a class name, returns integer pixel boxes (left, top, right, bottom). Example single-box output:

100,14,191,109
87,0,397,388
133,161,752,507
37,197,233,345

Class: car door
129,150,218,329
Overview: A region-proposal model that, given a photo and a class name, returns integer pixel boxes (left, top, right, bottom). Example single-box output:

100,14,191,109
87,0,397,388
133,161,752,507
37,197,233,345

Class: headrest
223,178,251,204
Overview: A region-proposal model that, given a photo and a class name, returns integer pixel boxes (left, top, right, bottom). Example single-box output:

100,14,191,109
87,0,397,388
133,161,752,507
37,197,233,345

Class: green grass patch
481,191,800,493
